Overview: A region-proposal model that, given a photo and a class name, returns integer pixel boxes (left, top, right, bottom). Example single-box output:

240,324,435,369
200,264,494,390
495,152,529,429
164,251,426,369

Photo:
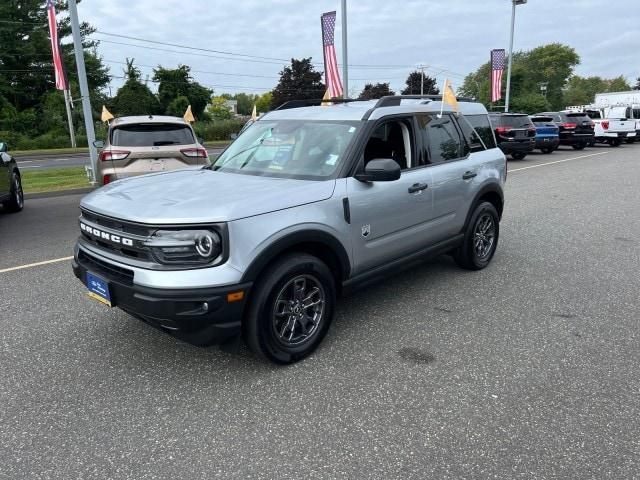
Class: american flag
321,11,343,98
490,49,505,103
46,0,68,90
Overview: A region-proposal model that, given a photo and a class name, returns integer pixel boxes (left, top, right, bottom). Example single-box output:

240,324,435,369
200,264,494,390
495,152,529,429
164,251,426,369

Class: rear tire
609,139,621,147
626,138,636,144
243,253,336,364
454,202,500,271
540,147,553,154
4,172,24,213
511,152,526,160
572,143,586,150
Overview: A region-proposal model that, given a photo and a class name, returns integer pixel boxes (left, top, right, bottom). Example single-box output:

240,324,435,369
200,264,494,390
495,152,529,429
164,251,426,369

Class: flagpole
68,0,98,184
63,89,76,148
341,0,348,98
438,79,447,118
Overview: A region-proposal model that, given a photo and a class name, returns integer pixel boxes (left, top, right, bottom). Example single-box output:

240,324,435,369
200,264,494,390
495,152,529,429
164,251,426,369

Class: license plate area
86,272,113,307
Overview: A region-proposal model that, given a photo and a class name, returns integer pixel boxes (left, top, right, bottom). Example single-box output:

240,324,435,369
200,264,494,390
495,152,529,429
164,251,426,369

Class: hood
81,169,336,224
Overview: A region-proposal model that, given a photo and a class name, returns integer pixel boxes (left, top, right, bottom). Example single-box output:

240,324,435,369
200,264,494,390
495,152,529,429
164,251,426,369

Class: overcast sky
77,0,639,97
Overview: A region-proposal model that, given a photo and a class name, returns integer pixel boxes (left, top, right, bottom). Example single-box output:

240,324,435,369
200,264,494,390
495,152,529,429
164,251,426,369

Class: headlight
144,229,222,265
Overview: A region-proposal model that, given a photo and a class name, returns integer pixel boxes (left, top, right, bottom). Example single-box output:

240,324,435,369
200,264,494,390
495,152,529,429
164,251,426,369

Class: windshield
111,124,195,147
212,120,360,179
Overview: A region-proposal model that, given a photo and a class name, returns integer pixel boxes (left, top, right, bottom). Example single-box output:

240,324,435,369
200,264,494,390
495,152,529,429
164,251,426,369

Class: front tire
4,172,24,213
454,202,500,271
243,253,336,364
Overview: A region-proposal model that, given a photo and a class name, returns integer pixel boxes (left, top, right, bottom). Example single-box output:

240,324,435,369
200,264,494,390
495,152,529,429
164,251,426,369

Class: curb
25,187,95,200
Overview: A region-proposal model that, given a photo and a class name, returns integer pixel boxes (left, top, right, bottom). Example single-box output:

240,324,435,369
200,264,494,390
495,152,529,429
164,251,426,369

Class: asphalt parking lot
1,145,639,479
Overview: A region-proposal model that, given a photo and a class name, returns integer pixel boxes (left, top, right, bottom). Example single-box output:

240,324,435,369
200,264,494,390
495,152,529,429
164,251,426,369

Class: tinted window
564,113,593,122
111,124,195,147
633,108,640,120
418,114,463,163
531,116,554,124
490,115,533,128
460,114,496,150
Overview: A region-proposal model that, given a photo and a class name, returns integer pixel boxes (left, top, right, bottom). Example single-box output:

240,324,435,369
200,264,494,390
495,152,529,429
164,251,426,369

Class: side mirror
93,140,105,149
355,158,401,182
0,142,7,153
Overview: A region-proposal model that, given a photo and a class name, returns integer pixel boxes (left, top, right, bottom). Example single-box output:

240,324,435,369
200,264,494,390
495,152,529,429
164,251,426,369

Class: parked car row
491,106,638,160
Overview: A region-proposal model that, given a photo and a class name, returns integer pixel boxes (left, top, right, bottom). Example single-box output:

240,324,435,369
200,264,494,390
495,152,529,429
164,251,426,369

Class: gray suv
72,96,506,364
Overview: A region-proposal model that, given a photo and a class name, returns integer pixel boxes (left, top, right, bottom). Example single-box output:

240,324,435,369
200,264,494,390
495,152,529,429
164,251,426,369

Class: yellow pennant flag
183,105,195,123
251,104,257,121
442,78,459,113
321,89,332,107
101,105,114,123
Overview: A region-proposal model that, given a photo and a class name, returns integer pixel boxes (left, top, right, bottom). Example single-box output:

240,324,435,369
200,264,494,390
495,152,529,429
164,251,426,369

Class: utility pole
63,90,76,148
341,0,348,99
420,66,425,95
505,0,527,112
68,0,98,184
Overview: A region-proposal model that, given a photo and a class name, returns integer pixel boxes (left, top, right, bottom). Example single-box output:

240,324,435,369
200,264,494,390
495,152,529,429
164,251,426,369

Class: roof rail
373,94,475,108
274,98,359,110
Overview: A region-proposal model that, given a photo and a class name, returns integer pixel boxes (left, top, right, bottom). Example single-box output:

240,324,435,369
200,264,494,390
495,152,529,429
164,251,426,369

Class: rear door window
460,114,497,150
111,124,195,147
418,114,464,163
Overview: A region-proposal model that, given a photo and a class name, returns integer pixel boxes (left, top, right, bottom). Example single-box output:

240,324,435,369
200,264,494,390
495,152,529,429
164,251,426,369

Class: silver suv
73,96,506,364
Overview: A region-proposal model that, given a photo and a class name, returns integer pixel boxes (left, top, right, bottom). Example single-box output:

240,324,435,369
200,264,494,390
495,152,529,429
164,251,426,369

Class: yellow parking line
0,256,73,274
509,151,609,172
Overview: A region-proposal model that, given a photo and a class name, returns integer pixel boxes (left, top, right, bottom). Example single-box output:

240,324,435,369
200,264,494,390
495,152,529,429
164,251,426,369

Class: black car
535,111,594,150
0,141,24,213
489,113,536,160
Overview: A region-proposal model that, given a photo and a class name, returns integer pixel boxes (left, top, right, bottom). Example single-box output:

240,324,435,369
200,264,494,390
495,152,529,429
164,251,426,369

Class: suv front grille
78,250,134,285
79,209,155,262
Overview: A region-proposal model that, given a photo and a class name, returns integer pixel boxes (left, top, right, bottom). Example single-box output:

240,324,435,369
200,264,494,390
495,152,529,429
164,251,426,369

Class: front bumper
73,247,251,344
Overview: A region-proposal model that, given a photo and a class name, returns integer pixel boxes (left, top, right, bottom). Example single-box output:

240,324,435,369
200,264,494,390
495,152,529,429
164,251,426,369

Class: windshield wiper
207,129,272,171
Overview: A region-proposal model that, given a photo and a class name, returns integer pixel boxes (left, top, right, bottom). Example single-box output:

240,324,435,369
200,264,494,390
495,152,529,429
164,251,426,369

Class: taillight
601,121,609,130
528,128,536,136
99,150,130,161
180,147,208,158
561,122,577,129
102,174,112,185
496,126,512,135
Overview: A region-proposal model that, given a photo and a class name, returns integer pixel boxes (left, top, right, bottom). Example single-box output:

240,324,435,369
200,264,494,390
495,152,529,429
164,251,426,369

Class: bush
194,119,245,141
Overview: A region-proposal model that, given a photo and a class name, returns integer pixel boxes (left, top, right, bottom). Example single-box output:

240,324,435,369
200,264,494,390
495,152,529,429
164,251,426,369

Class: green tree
510,93,550,114
563,75,632,106
634,77,640,90
0,0,109,119
270,58,325,109
358,83,395,100
255,92,272,114
207,96,233,120
460,44,580,111
112,59,160,116
165,95,190,118
607,76,631,92
152,65,212,117
401,71,439,95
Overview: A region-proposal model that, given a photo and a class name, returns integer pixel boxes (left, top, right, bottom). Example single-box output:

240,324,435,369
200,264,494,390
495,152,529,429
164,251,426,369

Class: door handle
408,182,428,194
462,171,477,180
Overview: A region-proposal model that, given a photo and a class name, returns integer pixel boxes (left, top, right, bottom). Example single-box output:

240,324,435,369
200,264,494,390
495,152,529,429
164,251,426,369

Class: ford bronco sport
73,96,506,364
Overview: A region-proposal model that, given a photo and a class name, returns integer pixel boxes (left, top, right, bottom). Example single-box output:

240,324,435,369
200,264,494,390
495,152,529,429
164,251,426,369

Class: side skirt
342,234,464,295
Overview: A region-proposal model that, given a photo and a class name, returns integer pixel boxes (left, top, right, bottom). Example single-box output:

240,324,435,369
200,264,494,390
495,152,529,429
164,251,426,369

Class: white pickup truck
594,91,640,143
565,105,636,146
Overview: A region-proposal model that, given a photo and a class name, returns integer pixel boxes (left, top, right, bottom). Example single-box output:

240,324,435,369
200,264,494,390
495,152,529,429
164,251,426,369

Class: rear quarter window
111,123,195,147
459,114,496,150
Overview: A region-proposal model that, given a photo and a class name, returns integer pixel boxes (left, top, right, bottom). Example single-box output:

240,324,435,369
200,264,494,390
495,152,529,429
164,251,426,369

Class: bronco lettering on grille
80,222,134,247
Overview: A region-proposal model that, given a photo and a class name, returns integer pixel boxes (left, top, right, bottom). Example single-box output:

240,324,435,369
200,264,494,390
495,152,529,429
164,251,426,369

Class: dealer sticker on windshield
86,272,112,307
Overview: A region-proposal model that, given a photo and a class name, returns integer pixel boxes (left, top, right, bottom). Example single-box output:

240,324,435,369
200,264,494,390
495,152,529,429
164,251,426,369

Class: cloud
77,0,640,96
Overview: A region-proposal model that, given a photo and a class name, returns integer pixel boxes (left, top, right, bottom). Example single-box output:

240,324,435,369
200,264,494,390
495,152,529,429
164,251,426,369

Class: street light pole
504,0,526,112
68,0,98,184
341,0,348,99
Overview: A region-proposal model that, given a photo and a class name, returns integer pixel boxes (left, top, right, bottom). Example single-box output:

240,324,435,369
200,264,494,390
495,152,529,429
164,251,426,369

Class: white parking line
509,151,609,172
0,256,73,274
19,165,42,169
